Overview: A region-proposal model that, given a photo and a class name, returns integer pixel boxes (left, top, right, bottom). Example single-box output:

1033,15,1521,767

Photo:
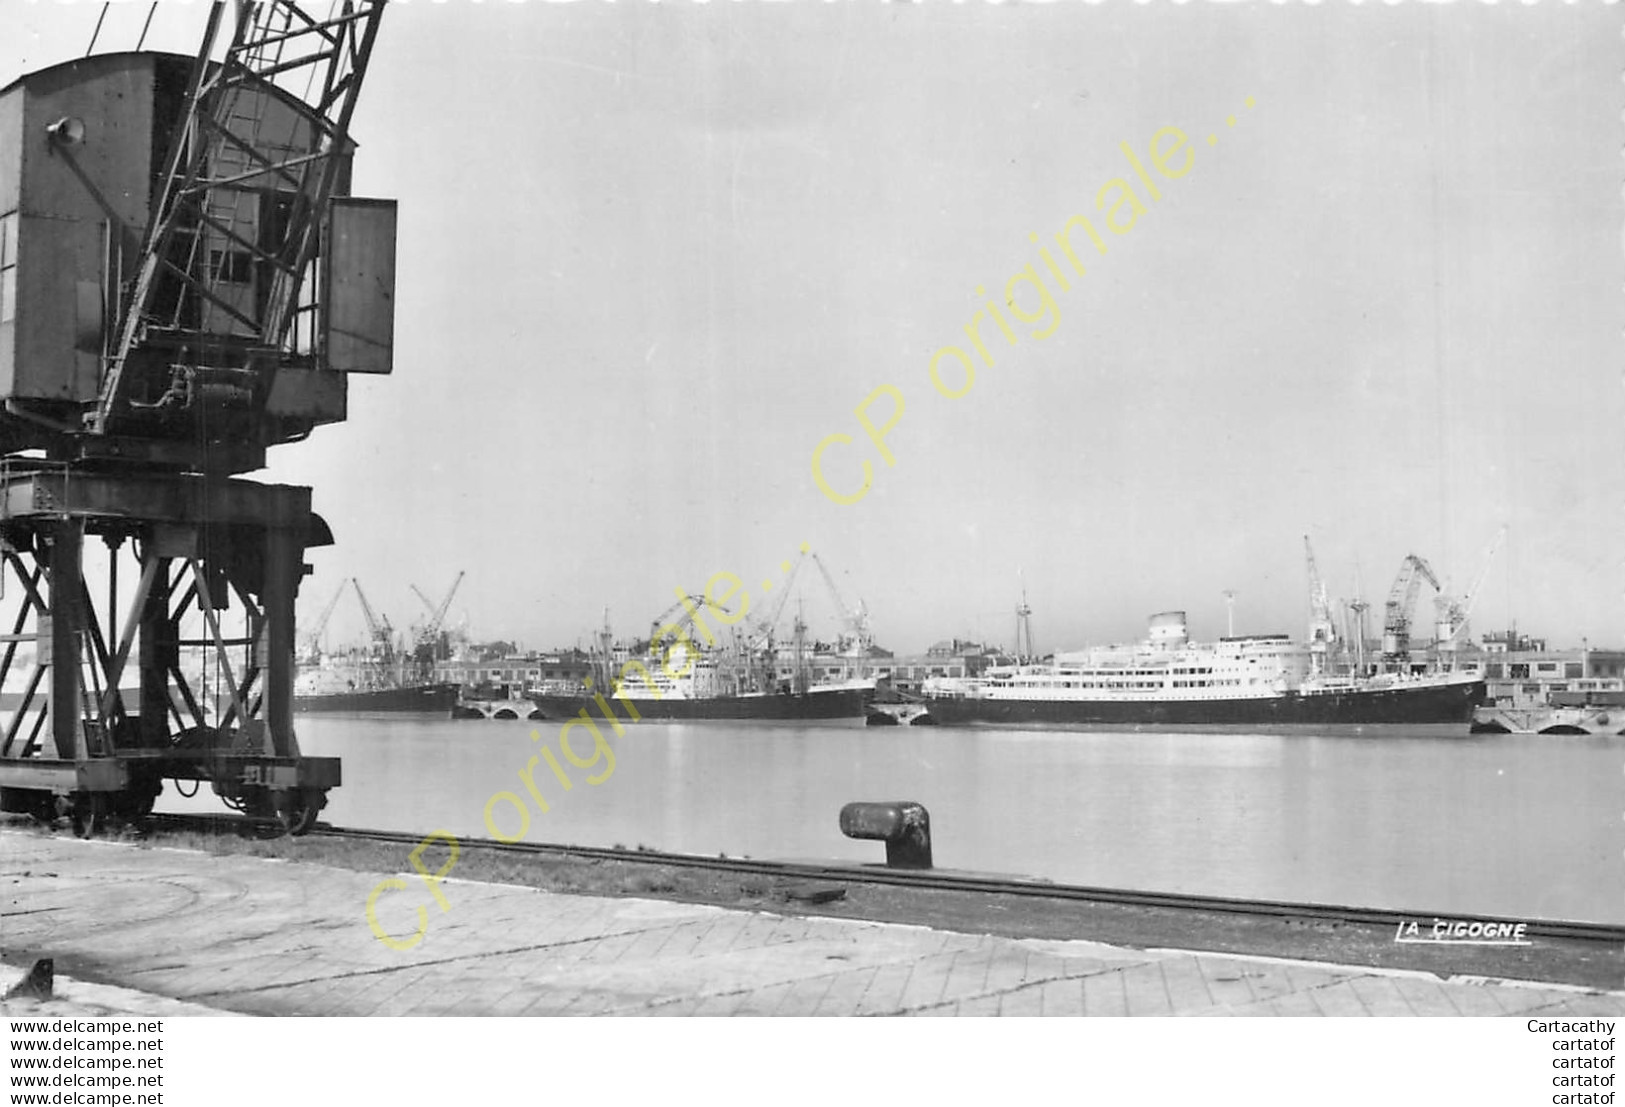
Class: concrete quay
3,831,1623,1018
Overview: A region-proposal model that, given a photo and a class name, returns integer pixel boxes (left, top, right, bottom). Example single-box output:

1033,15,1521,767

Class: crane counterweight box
0,51,395,470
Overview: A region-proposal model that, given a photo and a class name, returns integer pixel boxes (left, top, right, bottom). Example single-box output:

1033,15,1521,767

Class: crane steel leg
0,467,338,835
138,558,175,747
47,522,83,762
264,524,298,760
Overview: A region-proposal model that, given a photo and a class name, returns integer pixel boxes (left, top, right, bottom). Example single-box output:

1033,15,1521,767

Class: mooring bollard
839,801,932,869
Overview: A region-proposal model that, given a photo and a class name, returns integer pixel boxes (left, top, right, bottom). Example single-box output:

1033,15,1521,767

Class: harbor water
162,716,1624,925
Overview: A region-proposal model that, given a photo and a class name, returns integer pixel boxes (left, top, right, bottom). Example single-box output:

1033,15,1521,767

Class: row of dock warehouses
1436,634,1625,706
429,633,1624,708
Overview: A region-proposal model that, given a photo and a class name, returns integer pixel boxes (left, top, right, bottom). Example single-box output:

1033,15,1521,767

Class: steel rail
141,812,1625,945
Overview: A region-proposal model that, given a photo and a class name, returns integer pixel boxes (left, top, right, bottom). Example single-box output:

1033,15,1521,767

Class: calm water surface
161,716,1624,924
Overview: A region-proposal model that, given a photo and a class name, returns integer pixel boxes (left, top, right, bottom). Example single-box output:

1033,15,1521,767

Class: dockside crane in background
351,578,396,664
299,582,348,664
748,555,807,645
1304,537,1336,674
741,554,808,691
1434,527,1507,658
1381,554,1442,666
810,551,873,657
645,592,731,657
409,571,466,667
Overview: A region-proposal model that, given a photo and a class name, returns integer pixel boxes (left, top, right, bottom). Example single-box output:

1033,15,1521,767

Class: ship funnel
1147,611,1189,650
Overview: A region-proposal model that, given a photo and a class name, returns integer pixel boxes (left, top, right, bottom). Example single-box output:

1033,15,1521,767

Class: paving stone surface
3,833,1622,1018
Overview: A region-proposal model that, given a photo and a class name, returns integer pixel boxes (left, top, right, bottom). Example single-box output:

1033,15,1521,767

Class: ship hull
531,686,872,723
924,679,1486,728
294,682,461,714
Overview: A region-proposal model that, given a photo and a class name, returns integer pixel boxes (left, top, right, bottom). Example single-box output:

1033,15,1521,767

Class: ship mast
1348,598,1370,675
596,608,615,691
792,602,808,695
1014,574,1036,663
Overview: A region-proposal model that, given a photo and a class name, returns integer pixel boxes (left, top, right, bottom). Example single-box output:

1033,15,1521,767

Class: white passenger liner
923,612,1484,726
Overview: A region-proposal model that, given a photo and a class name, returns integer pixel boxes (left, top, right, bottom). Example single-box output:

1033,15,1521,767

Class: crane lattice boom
647,591,730,649
1381,554,1441,661
300,581,346,658
411,572,465,640
809,552,871,655
93,0,388,450
350,577,393,658
745,554,806,650
1303,536,1335,658
1436,527,1506,648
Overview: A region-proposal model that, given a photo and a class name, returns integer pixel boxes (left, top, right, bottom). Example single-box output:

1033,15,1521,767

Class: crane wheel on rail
225,785,327,839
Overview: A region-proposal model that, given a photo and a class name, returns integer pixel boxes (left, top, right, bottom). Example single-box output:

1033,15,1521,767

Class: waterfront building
430,650,593,697
1448,639,1624,707
769,639,1025,694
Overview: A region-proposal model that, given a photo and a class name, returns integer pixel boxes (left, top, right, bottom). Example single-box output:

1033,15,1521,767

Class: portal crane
646,591,730,651
1435,528,1506,652
1304,536,1335,672
809,552,872,656
409,571,465,663
351,577,395,661
0,0,391,836
745,554,806,648
738,554,808,690
1381,554,1441,664
299,582,347,662
410,585,435,613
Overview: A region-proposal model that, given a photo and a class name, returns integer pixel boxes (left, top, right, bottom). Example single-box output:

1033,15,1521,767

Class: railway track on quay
142,812,1625,947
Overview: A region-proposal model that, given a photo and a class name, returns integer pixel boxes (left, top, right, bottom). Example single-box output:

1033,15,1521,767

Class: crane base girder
71,437,269,476
0,758,128,794
0,753,339,792
0,462,338,834
0,464,318,530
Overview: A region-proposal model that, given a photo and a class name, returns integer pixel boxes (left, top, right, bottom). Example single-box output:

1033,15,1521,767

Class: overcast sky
4,2,1619,656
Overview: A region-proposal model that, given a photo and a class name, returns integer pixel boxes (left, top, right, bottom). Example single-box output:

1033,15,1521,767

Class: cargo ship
923,611,1485,727
294,682,460,713
293,575,463,713
534,582,881,723
293,656,459,714
531,682,873,723
530,655,875,722
529,633,877,721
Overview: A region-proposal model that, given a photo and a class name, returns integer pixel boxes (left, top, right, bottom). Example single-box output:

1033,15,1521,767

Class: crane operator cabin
0,47,395,475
